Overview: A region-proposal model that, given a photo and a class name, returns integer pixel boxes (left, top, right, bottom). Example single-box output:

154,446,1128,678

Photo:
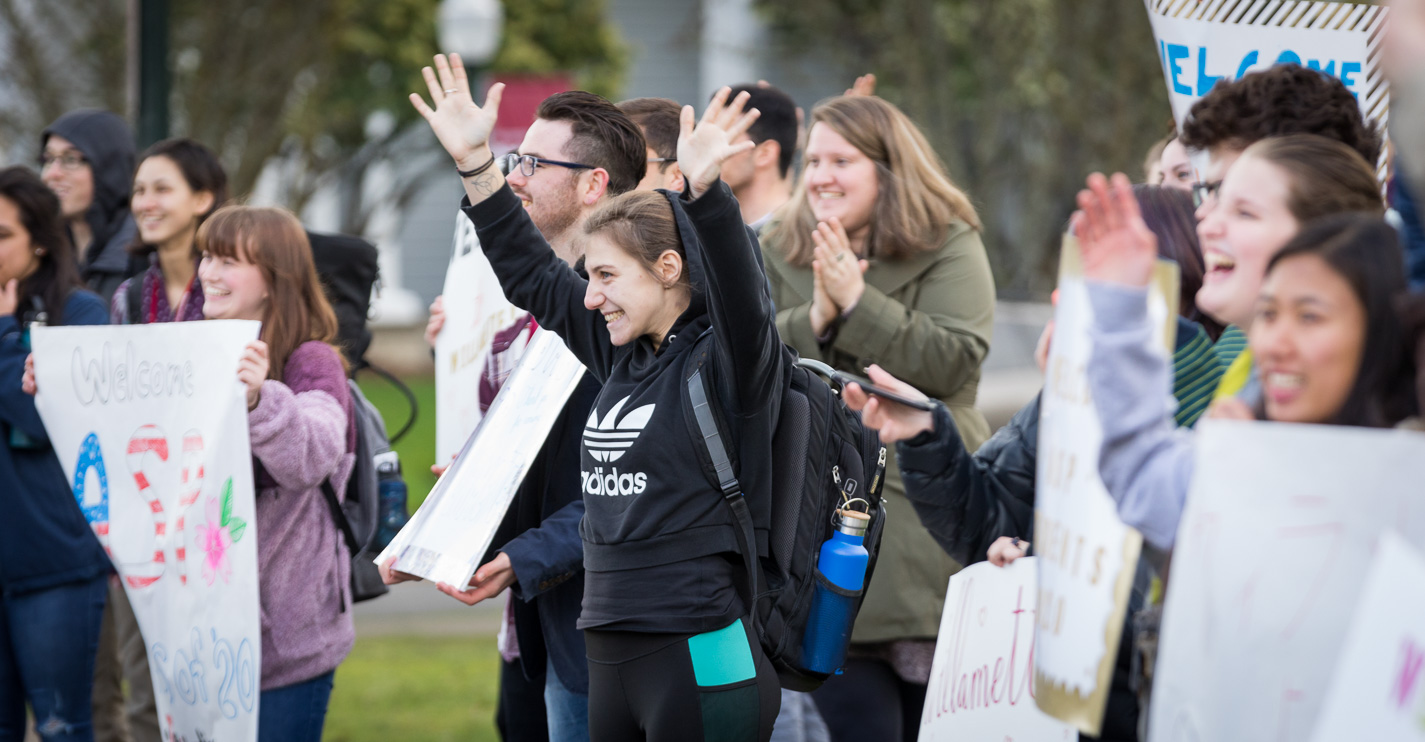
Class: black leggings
811,657,926,742
585,618,780,742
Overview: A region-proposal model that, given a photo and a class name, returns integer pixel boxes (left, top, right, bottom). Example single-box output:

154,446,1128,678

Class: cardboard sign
1150,421,1425,741
1033,238,1176,734
1311,531,1425,741
919,558,1076,742
33,321,262,742
1143,0,1389,176
380,328,586,587
433,214,528,466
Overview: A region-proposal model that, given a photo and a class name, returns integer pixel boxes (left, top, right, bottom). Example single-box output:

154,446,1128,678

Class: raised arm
676,88,784,410
413,54,611,375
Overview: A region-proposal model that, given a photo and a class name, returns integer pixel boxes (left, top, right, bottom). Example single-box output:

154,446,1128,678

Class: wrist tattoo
468,172,497,196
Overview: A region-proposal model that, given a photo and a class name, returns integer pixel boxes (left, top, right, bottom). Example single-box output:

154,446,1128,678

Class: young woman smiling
0,167,111,741
197,206,356,741
759,95,995,741
1074,136,1398,551
411,55,782,741
114,139,228,325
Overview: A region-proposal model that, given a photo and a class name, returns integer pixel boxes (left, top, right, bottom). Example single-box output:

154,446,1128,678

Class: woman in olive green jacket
760,95,995,742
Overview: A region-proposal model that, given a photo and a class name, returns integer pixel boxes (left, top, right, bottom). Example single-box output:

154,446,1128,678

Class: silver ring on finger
835,252,847,262
444,89,458,94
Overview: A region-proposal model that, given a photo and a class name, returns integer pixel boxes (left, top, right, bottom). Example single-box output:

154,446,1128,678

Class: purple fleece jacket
247,341,357,690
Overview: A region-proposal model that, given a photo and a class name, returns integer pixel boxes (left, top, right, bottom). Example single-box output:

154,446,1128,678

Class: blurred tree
754,0,1174,296
0,0,625,235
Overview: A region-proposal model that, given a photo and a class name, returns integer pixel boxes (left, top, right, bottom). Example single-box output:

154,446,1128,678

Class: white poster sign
1032,240,1174,733
434,212,529,465
919,558,1076,742
33,321,262,742
1143,0,1388,173
1311,531,1425,742
1150,421,1425,742
380,329,586,587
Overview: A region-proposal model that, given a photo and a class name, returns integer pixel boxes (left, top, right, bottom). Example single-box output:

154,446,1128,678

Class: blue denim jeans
257,670,335,742
0,574,108,741
544,656,588,742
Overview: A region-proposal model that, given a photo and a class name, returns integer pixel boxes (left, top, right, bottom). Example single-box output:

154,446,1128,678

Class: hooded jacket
41,109,140,303
463,179,785,634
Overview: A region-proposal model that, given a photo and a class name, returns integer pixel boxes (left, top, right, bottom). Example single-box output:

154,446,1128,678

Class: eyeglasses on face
40,151,88,172
1192,179,1223,209
497,153,594,178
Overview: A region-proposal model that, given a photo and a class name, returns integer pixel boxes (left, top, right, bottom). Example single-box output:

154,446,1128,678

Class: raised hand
842,364,934,443
811,218,867,311
1071,172,1157,288
409,54,505,172
677,87,761,198
846,73,877,97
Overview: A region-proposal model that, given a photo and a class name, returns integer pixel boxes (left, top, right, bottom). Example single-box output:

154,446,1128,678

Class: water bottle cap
835,508,870,537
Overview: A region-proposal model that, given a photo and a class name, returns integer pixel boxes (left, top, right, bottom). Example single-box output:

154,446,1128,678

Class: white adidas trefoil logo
582,396,654,496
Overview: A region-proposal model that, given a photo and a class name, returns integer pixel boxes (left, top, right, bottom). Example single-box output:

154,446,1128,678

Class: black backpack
686,339,888,692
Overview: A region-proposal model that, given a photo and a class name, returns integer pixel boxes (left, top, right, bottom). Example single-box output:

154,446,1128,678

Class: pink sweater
247,341,357,690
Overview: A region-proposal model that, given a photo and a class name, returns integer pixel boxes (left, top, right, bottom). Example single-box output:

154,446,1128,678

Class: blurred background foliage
755,0,1174,296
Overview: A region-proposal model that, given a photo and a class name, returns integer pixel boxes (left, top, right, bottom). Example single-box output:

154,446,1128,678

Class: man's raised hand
409,54,504,172
677,87,760,198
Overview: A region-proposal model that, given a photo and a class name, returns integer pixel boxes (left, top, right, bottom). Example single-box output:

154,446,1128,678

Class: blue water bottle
373,451,408,551
802,508,872,674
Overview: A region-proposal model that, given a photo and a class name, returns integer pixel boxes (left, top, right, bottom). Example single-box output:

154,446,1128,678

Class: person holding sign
196,206,356,741
410,55,783,740
0,167,112,741
1076,142,1415,550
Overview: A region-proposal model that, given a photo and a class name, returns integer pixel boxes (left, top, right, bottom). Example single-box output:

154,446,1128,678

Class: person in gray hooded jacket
40,109,141,303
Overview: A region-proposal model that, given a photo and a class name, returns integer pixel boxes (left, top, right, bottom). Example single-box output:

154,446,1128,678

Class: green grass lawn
357,372,439,512
325,635,501,741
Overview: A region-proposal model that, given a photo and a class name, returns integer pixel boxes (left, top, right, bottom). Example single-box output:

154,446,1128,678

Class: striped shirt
1170,319,1222,428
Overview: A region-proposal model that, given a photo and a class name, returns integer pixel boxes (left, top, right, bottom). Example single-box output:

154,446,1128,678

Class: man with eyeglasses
416,89,647,742
40,109,142,304
617,97,686,193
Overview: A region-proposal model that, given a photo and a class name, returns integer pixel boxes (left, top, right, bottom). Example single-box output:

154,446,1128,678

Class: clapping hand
809,219,868,335
409,54,505,173
677,87,761,198
1071,172,1157,288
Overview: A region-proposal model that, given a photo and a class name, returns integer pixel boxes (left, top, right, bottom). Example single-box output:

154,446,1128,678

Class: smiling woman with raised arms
410,54,787,741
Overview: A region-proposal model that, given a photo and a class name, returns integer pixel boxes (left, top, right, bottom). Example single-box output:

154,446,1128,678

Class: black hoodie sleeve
461,186,615,378
896,394,1040,566
679,181,783,414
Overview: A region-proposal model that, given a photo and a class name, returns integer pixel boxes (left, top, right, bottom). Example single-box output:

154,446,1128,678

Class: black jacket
485,372,599,694
42,110,141,303
464,180,785,634
897,396,1143,741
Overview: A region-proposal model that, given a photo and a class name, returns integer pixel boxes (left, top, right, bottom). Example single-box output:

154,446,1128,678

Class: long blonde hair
768,96,980,267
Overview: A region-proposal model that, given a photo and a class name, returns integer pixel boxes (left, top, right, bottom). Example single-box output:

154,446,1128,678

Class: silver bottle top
835,509,871,538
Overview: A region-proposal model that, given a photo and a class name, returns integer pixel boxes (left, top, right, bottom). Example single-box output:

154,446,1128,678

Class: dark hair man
1180,64,1383,195
618,97,685,193
412,87,647,742
721,83,799,227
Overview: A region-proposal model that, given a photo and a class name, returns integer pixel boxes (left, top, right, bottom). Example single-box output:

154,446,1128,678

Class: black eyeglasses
40,151,88,172
1191,179,1223,208
498,153,595,178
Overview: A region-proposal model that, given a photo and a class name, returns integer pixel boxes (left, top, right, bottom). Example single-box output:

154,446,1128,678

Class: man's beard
530,174,582,244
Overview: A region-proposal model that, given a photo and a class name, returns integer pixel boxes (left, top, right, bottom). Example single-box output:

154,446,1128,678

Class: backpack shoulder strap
321,479,362,555
686,367,760,605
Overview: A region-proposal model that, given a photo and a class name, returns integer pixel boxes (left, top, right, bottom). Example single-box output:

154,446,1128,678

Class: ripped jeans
0,574,107,741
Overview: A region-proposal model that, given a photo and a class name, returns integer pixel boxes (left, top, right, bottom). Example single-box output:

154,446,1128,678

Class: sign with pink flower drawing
32,320,263,742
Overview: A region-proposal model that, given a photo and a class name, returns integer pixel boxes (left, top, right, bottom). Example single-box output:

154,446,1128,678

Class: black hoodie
42,109,140,303
464,179,786,634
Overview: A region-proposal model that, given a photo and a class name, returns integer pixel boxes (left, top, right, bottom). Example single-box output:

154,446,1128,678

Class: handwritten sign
380,328,586,587
434,213,528,465
1150,421,1425,742
1311,531,1425,741
919,558,1076,742
33,321,262,742
1032,238,1175,734
1143,0,1389,177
